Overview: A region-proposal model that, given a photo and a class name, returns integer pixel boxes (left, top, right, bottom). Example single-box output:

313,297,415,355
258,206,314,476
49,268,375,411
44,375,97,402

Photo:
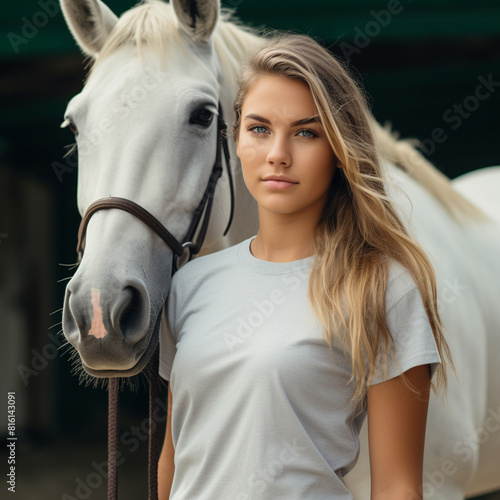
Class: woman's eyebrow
243,113,321,126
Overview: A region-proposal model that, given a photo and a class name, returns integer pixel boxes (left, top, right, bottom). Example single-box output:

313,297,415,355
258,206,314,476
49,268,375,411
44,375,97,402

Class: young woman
158,32,452,499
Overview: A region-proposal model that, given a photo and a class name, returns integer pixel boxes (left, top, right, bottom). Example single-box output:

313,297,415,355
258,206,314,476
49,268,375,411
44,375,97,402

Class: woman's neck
250,206,319,263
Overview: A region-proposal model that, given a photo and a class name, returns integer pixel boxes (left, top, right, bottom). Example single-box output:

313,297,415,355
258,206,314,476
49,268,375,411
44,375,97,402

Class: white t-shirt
159,236,441,499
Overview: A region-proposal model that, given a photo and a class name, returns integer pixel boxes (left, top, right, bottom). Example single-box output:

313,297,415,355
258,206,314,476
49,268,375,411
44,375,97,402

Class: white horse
59,0,500,498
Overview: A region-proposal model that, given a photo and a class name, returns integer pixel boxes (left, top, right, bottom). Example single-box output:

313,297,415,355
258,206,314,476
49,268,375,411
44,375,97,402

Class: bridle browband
76,102,234,273
74,102,234,500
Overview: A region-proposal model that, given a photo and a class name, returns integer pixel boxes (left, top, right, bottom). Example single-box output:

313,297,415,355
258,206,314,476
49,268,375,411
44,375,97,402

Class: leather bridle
73,102,234,500
76,102,234,272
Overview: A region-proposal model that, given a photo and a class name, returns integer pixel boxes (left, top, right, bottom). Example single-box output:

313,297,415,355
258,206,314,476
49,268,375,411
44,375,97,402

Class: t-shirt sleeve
370,264,442,386
159,275,179,382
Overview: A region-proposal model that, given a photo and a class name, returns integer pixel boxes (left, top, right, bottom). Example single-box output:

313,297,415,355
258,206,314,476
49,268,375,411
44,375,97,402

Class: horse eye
191,107,214,126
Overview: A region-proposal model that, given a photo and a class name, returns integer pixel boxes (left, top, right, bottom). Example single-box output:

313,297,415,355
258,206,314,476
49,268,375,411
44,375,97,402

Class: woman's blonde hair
232,32,453,407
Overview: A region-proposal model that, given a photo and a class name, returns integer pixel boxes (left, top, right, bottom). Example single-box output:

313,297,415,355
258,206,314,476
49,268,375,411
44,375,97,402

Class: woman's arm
367,364,431,500
158,383,175,500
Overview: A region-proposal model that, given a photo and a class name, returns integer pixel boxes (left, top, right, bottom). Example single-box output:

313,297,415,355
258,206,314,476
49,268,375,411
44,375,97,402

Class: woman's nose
266,136,291,167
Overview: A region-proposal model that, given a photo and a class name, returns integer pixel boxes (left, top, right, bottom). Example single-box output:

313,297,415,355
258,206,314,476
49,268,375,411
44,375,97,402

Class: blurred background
1,0,499,498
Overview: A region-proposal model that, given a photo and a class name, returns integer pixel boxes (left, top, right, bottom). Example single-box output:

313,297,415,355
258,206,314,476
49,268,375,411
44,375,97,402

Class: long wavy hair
231,32,453,407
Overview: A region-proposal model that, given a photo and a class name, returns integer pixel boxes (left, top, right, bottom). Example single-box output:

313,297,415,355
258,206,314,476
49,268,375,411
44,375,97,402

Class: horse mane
90,0,263,80
90,1,180,70
373,120,485,221
89,0,484,223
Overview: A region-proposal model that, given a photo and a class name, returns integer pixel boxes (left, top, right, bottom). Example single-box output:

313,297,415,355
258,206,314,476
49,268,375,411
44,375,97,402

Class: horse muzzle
62,278,159,377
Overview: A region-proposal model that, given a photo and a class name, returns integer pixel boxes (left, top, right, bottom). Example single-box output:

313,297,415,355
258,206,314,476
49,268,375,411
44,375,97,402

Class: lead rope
106,364,160,500
108,378,119,500
148,352,160,500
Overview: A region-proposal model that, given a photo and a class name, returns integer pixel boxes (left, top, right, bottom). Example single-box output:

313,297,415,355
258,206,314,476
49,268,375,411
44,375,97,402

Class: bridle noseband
76,102,234,274
72,102,235,500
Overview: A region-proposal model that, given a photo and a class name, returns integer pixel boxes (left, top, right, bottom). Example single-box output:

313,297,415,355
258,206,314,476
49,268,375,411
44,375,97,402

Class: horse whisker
57,276,73,283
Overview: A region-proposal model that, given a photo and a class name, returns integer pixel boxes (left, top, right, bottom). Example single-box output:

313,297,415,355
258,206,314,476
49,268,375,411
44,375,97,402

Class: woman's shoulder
385,259,421,311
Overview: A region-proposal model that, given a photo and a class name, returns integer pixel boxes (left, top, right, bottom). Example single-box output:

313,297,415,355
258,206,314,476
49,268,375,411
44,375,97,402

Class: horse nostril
62,288,81,344
117,285,150,343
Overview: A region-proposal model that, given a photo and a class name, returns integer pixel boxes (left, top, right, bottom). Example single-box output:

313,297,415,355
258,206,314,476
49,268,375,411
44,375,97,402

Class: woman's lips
261,179,298,190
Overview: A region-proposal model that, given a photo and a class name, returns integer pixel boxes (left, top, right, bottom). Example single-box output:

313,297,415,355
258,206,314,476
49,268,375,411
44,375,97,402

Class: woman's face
236,74,337,218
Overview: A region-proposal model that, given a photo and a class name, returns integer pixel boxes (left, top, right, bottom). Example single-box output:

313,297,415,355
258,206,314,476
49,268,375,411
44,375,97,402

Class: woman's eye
248,126,317,138
249,125,268,134
297,129,317,138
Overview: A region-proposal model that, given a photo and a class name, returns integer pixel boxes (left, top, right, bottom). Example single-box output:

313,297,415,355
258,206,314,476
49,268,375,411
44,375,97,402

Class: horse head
60,0,258,379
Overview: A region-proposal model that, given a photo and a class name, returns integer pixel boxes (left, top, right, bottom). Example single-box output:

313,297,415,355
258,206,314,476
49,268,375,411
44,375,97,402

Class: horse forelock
89,1,183,74
88,0,261,83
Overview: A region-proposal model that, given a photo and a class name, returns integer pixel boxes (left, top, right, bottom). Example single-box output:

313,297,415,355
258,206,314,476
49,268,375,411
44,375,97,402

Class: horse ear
171,0,219,43
60,0,118,56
